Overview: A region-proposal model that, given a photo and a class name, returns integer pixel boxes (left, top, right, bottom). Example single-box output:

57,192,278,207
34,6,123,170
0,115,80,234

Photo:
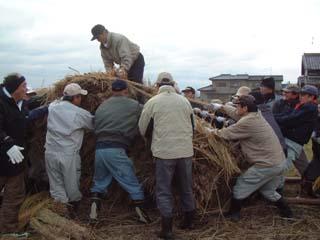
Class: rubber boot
67,200,80,219
131,199,151,224
158,217,174,240
179,210,195,230
223,198,243,221
274,197,293,218
89,192,102,222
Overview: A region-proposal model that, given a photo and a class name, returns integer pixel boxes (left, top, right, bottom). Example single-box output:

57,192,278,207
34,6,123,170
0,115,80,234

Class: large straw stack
28,72,242,213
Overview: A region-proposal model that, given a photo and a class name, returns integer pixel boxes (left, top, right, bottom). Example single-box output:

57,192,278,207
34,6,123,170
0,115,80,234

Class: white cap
63,83,88,96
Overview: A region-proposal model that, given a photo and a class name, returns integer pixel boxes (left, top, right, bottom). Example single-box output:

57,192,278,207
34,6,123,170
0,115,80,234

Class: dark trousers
155,157,195,218
128,53,145,84
0,172,25,233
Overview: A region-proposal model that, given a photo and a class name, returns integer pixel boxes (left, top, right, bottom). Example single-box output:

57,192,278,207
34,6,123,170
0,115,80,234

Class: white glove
6,145,24,164
209,103,222,111
216,116,226,123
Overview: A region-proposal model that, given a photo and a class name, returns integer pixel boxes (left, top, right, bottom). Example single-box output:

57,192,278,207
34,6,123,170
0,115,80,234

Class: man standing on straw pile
89,79,150,224
0,73,29,237
90,24,145,84
207,95,293,221
139,72,195,239
45,83,93,217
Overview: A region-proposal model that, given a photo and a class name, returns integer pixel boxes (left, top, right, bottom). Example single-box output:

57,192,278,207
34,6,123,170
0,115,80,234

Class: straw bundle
28,72,242,213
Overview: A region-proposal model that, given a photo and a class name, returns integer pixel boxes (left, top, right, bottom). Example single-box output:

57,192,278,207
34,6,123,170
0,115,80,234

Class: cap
234,86,251,98
26,86,36,96
182,86,195,94
156,72,175,86
300,85,318,97
282,84,300,93
233,95,256,106
3,73,26,94
260,77,275,90
63,83,88,96
91,24,106,41
112,79,128,91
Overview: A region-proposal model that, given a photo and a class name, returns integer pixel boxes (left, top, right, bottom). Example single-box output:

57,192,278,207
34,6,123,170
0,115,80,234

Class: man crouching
208,95,292,220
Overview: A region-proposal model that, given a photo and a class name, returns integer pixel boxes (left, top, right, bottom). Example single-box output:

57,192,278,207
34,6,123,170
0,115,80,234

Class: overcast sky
1,0,320,91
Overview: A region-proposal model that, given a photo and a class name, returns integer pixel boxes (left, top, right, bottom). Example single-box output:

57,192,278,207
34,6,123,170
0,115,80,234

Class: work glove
208,103,222,111
215,116,226,123
116,67,128,79
6,145,24,164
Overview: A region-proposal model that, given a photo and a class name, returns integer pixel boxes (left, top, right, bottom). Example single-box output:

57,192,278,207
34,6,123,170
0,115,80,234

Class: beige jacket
100,32,140,71
139,85,194,159
212,111,285,167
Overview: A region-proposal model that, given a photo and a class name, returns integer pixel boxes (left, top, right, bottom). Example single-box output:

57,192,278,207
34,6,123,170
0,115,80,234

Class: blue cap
112,79,128,91
301,85,318,97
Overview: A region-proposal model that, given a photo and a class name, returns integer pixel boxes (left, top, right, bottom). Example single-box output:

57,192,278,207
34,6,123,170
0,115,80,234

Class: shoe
158,217,174,240
179,210,195,229
131,199,151,224
1,232,30,238
67,200,80,219
89,192,102,222
223,197,243,221
300,178,317,198
274,197,293,218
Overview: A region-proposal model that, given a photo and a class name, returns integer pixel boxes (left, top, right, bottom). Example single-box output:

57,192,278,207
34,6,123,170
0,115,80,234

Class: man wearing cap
206,95,292,221
260,77,281,108
139,72,195,239
90,24,144,84
45,83,93,214
0,73,30,237
274,85,318,192
272,84,300,114
89,79,150,224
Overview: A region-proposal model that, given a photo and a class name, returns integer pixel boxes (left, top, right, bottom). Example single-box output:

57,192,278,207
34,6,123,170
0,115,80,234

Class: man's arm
138,102,153,137
212,118,251,140
101,51,114,72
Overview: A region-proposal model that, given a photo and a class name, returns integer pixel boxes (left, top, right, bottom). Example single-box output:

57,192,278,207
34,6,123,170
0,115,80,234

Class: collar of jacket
158,85,176,94
263,93,275,103
100,32,112,49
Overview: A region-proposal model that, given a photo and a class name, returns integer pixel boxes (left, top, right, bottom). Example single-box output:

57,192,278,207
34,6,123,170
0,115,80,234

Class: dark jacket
0,87,27,176
94,96,142,149
274,102,318,145
272,98,299,115
258,104,287,152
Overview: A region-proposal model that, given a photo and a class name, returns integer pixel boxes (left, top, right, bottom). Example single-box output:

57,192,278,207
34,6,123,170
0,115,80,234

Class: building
198,74,283,102
298,53,320,87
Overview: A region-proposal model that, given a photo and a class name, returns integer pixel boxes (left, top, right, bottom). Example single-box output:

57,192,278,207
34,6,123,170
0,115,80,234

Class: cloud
1,0,320,91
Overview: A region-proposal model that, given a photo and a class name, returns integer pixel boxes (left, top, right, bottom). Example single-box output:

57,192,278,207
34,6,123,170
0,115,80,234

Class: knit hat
260,77,275,90
3,73,26,94
300,85,318,97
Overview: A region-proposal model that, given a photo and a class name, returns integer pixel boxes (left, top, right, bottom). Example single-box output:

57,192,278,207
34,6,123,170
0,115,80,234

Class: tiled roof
302,53,320,74
197,84,213,91
209,74,283,81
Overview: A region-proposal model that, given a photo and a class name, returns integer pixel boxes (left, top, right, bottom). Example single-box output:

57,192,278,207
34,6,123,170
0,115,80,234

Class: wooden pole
285,197,320,205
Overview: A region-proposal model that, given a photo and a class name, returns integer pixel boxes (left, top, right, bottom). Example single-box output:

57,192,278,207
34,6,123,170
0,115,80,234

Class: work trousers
279,138,305,189
45,150,82,203
155,157,195,218
128,53,145,84
233,163,284,202
0,172,25,233
91,147,144,200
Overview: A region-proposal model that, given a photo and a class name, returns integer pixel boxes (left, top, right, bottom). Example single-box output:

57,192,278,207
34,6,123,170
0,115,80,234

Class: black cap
260,77,275,90
3,73,26,94
112,79,128,91
182,86,195,94
91,24,106,41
